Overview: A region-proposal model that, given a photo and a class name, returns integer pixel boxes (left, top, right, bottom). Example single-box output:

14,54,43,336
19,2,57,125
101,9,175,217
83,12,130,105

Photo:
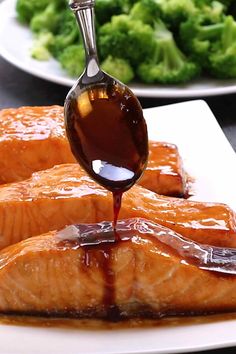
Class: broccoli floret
101,56,134,83
137,20,200,84
194,0,232,13
209,16,236,78
129,0,161,26
180,16,224,65
59,45,85,77
98,15,156,67
193,1,225,24
31,32,54,61
95,0,124,25
49,10,79,58
30,2,61,33
16,0,50,24
156,0,197,29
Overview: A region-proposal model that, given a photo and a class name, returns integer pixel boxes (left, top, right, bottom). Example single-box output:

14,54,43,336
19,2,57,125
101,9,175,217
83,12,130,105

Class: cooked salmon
0,106,186,196
0,218,235,318
0,164,234,249
138,141,186,197
0,106,75,184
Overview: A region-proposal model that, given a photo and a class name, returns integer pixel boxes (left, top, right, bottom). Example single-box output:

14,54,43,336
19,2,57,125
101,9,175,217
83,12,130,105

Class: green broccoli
129,0,161,26
101,56,134,83
156,0,197,29
30,2,61,33
194,0,233,13
209,16,236,78
31,32,54,61
180,15,224,65
98,15,156,67
49,10,80,58
59,45,85,77
193,1,225,24
18,0,236,85
137,20,200,84
16,0,50,24
95,0,124,25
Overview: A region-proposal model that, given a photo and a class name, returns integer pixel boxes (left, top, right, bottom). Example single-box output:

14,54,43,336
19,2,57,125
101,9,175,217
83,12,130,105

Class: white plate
1,0,236,98
0,100,235,354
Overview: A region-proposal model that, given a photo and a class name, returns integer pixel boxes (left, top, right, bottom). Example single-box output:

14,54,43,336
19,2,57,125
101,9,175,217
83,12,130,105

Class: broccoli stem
155,38,185,70
153,21,185,70
222,16,236,50
198,22,224,40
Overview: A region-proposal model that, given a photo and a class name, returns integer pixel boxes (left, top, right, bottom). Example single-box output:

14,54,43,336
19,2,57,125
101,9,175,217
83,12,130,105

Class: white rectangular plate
0,100,236,354
146,100,236,211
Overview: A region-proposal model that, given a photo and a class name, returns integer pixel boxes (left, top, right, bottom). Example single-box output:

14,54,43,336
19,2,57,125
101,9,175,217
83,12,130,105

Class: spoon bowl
65,71,148,192
64,0,148,225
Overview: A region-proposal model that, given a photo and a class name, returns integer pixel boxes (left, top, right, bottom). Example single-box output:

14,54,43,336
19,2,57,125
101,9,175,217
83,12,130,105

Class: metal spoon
64,0,148,195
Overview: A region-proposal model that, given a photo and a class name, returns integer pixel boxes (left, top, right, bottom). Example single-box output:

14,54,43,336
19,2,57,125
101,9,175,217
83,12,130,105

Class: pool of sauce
1,312,236,330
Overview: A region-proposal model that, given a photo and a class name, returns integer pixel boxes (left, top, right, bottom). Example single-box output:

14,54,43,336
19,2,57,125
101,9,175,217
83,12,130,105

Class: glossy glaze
0,106,65,141
0,218,236,318
65,83,148,227
139,141,187,197
0,164,234,250
0,106,186,197
0,106,75,183
65,84,148,192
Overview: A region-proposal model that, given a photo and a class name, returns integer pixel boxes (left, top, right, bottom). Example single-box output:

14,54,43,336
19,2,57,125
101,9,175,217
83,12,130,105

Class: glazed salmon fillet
0,106,75,183
0,106,186,196
139,141,186,197
0,218,235,318
0,164,234,249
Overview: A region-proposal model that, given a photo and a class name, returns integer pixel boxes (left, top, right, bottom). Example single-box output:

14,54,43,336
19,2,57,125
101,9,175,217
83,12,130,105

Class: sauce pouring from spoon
64,0,148,233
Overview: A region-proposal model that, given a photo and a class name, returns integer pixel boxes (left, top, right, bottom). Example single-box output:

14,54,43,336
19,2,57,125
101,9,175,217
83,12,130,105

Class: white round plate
1,0,236,98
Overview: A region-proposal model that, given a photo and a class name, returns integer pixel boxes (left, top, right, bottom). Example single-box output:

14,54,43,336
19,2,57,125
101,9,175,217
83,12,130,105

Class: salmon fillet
0,164,234,249
0,106,186,196
0,106,75,183
0,218,235,318
139,141,186,197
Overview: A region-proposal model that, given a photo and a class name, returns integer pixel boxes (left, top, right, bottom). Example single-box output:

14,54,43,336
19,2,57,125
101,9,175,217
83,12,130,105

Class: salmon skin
0,218,236,319
0,164,234,249
0,106,186,196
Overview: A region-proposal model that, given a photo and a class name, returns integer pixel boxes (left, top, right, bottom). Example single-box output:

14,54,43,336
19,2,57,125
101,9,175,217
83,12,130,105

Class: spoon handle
69,0,95,10
69,0,100,79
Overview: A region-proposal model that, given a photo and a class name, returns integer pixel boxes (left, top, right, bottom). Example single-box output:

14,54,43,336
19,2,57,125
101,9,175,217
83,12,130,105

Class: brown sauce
62,221,135,321
2,312,236,330
64,82,148,228
55,218,236,322
2,218,236,325
64,83,148,322
83,237,120,321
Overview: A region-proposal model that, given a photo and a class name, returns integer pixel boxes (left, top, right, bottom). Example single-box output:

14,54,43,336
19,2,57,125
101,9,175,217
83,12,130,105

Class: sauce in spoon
64,0,148,231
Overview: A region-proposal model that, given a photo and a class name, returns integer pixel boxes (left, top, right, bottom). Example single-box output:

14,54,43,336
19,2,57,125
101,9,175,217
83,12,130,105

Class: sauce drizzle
65,82,148,230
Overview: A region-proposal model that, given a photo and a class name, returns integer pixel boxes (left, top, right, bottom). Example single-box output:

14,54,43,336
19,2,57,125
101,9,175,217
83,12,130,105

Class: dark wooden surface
0,55,236,354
